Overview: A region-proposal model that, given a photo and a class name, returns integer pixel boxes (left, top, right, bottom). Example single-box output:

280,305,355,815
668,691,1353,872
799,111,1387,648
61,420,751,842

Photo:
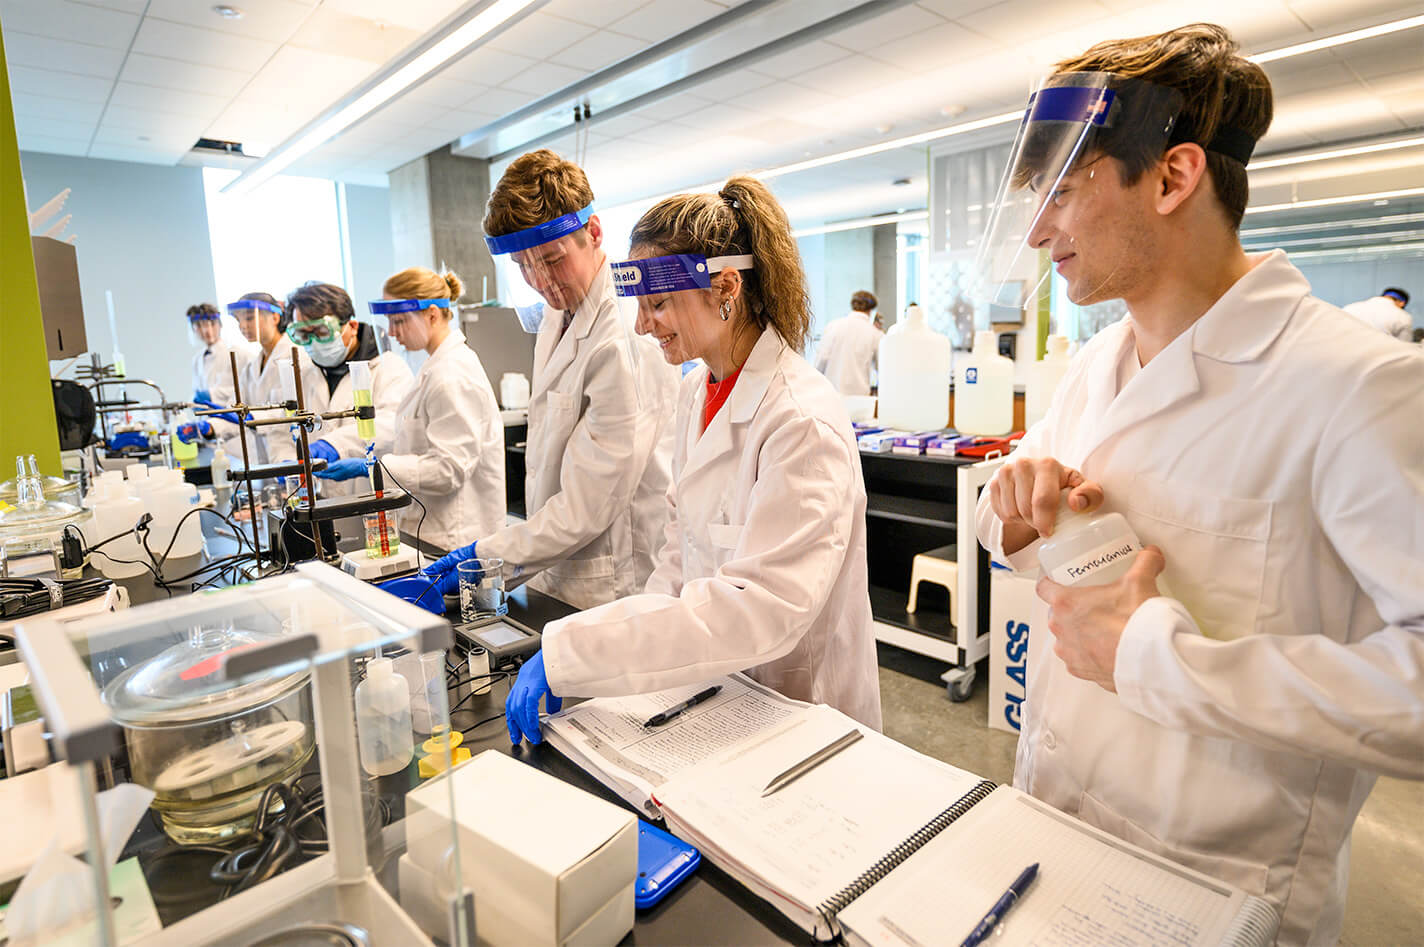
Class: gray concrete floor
875,644,1424,946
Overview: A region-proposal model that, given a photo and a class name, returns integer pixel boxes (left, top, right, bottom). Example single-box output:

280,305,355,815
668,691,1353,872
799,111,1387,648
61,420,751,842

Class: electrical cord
375,457,427,569
0,575,114,618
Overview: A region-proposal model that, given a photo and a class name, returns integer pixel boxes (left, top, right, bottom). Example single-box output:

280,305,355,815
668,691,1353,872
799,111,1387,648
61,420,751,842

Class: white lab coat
1341,295,1413,341
975,251,1424,946
192,339,249,451
238,336,329,466
381,329,504,552
542,328,883,730
477,264,678,609
814,311,883,396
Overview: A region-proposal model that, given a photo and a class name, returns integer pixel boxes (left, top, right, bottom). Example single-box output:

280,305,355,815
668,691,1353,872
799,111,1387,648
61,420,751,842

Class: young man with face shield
284,282,414,485
501,175,882,745
176,303,246,448
232,292,330,465
422,150,679,610
972,25,1424,945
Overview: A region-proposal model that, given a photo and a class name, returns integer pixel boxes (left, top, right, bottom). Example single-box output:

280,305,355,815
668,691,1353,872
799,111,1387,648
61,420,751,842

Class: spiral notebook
648,704,1278,945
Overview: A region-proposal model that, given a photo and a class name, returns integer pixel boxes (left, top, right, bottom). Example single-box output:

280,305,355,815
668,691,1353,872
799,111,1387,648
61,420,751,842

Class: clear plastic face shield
368,298,450,354
188,311,223,348
610,253,755,367
226,299,282,345
485,204,594,333
971,73,1183,312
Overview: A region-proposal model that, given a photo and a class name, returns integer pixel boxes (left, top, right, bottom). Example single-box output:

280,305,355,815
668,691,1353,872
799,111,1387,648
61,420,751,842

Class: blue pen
959,862,1038,947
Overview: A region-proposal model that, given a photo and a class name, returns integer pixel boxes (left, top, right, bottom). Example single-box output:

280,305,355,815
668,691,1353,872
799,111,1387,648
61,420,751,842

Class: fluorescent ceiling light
1248,13,1424,63
1245,187,1424,215
224,0,540,194
792,210,928,238
1286,241,1424,261
1250,136,1424,170
1241,212,1424,237
1242,229,1424,250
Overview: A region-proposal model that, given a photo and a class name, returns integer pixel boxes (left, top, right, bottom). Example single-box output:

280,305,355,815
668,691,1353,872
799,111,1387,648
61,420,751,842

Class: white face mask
308,336,348,367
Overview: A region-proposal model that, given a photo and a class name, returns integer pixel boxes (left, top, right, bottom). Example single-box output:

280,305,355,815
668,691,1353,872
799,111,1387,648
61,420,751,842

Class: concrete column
872,222,897,329
388,145,497,303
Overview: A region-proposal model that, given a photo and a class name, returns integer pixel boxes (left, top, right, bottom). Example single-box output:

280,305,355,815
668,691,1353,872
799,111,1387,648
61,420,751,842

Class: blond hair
629,176,811,354
484,149,594,239
1054,23,1272,229
383,267,463,312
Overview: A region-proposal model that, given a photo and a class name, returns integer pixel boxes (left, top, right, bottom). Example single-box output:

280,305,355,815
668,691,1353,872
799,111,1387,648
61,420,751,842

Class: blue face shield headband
188,312,221,324
483,203,593,256
368,298,452,315
609,254,756,298
226,299,283,317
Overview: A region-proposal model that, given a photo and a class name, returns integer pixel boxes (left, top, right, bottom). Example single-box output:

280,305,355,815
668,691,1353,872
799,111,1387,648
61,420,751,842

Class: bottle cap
1047,335,1069,356
368,656,393,677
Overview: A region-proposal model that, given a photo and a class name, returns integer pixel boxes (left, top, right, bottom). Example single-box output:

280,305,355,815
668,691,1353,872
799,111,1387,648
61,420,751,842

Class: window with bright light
202,168,347,344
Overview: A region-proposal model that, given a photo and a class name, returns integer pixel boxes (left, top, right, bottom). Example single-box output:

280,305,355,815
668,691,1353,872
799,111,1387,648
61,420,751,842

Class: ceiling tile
746,39,852,80
86,141,186,164
236,46,375,104
823,4,951,53
0,0,139,49
541,0,650,29
90,124,198,153
4,65,112,103
958,0,1110,45
143,0,316,43
12,114,96,140
556,30,646,72
72,0,147,12
399,75,490,108
440,45,536,85
9,92,106,123
1332,31,1424,81
99,104,216,135
118,53,252,97
0,33,126,80
1283,0,1424,32
317,0,470,33
860,20,984,72
786,56,912,100
130,17,280,70
107,81,230,118
1263,61,1359,97
609,0,730,42
485,11,596,60
415,108,498,135
204,99,308,145
287,7,421,63
457,86,537,116
499,60,586,96
632,91,714,122
16,133,91,156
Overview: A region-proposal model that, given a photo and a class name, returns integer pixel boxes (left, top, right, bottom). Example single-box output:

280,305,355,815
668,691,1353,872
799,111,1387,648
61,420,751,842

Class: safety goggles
484,204,593,333
286,314,346,346
609,253,755,297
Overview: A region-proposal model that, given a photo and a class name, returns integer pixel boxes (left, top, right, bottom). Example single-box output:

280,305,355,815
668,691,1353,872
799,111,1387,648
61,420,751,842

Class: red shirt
702,367,742,433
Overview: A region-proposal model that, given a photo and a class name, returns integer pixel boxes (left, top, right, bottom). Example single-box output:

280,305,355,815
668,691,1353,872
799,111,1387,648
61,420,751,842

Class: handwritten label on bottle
1049,537,1141,586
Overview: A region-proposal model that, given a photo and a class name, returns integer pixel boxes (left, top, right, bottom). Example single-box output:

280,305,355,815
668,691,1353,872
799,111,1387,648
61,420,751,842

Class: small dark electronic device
453,615,542,668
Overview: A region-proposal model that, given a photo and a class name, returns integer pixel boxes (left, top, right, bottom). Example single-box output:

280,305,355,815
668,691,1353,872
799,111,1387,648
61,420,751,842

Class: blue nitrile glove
506,651,561,745
108,431,150,453
422,541,477,597
315,457,368,481
194,389,212,404
176,420,213,443
309,439,340,464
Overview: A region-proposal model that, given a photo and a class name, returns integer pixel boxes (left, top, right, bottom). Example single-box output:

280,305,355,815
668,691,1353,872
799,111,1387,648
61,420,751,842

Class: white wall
22,151,218,403
1295,257,1424,330
341,182,396,316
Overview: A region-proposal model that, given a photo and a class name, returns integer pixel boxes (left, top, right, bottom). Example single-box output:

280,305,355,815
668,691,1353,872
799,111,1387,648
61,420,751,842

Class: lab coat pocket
1078,790,1270,898
705,523,744,571
1125,477,1271,641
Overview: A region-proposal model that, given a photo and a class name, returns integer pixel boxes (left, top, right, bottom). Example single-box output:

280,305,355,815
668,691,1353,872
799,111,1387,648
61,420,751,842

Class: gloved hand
176,420,213,444
505,652,560,745
108,431,150,454
315,457,368,481
194,389,212,405
422,541,477,596
309,439,340,464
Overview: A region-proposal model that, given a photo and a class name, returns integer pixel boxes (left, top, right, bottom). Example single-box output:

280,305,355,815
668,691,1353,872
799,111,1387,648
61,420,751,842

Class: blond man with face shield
422,150,679,610
971,24,1424,945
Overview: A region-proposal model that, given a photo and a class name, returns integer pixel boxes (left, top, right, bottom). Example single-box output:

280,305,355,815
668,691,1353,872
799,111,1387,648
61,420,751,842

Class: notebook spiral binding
815,779,998,936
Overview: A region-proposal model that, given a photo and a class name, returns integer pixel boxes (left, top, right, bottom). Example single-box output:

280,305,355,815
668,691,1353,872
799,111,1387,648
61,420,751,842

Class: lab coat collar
426,327,467,369
1190,250,1306,364
681,328,784,481
534,259,609,387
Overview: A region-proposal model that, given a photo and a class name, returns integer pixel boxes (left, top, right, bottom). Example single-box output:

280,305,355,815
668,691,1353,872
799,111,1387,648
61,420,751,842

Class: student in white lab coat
422,150,678,608
813,289,883,395
285,282,413,489
374,267,504,552
972,26,1424,946
1342,287,1412,341
176,303,244,448
232,293,329,465
504,175,883,745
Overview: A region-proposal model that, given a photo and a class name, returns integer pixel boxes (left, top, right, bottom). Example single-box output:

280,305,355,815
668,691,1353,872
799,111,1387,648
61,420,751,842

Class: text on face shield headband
609,254,755,298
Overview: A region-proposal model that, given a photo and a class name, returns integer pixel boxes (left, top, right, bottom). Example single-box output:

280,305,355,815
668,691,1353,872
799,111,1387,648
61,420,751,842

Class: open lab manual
544,675,1279,945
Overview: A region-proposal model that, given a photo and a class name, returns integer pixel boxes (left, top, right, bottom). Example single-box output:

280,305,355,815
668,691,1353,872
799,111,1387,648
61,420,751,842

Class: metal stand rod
291,350,325,561
228,350,264,571
77,761,119,947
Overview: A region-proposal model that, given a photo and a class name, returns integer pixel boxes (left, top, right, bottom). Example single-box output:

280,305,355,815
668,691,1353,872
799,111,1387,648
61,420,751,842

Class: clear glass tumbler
458,558,506,621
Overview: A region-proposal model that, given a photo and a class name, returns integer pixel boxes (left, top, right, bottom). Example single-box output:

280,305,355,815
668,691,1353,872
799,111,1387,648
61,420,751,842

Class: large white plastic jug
1025,334,1071,428
85,478,146,579
499,372,530,409
954,331,1014,435
876,305,952,430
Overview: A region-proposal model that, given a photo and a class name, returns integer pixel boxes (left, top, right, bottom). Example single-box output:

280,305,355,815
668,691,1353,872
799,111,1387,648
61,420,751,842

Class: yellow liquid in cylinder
171,432,199,468
354,389,375,441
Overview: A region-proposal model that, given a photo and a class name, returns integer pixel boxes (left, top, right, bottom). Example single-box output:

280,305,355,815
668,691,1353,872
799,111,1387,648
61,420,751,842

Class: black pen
644,685,722,727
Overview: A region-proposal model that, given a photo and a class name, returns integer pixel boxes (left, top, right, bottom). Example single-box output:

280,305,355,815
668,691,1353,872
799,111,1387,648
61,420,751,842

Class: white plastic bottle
954,330,1015,435
1025,335,1071,428
355,657,413,776
84,478,147,579
211,446,231,511
500,372,530,410
876,304,952,430
1037,492,1142,586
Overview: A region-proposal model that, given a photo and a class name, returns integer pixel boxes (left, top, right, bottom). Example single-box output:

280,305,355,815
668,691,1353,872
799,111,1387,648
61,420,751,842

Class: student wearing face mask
286,282,414,485
502,175,882,746
363,267,505,551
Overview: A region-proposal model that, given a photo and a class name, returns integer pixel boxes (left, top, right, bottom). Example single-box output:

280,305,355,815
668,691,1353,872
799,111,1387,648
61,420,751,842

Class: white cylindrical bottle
876,304,952,430
954,330,1015,435
1025,335,1071,428
211,446,231,510
355,657,413,776
1037,492,1142,586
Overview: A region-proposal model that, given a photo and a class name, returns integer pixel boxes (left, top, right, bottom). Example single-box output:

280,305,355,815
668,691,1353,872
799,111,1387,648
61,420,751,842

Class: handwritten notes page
838,787,1245,947
542,675,803,810
654,704,985,916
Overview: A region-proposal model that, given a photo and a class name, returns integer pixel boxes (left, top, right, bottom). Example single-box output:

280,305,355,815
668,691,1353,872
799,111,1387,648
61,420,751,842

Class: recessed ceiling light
939,104,967,118
875,123,894,135
212,5,243,19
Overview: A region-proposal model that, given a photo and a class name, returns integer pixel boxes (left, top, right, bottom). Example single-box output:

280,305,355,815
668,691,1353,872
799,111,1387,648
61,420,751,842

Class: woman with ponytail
505,176,882,744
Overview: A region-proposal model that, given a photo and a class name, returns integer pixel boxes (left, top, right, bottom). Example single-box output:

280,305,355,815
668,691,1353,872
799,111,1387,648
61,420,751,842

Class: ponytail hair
383,266,464,319
629,175,811,353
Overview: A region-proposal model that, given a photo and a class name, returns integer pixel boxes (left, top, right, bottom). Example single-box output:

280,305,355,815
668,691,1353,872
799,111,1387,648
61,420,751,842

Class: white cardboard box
987,569,1042,734
404,750,637,946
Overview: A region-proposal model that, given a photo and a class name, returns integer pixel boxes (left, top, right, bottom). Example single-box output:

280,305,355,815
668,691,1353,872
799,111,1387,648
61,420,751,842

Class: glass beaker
364,511,400,558
458,558,506,621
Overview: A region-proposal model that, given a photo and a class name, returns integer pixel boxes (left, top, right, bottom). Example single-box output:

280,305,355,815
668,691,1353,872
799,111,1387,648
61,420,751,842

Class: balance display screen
477,623,526,647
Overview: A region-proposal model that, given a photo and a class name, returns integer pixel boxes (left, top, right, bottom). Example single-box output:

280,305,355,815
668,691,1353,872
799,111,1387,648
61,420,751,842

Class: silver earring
720,300,731,322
